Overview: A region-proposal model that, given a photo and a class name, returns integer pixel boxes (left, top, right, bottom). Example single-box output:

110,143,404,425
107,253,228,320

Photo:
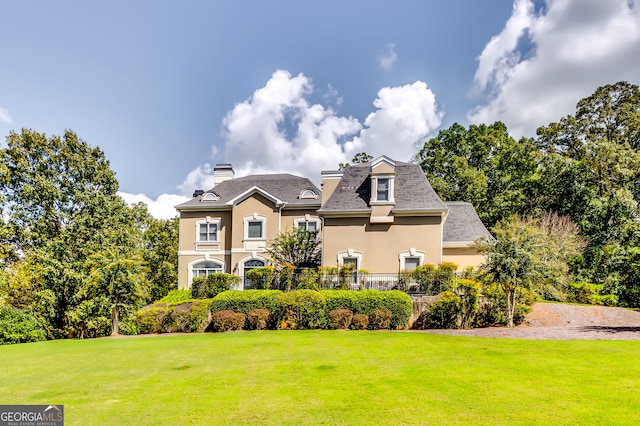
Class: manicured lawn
1,331,639,425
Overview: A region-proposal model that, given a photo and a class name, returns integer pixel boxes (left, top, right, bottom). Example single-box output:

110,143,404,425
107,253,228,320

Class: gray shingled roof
317,161,448,214
175,174,321,210
443,201,492,242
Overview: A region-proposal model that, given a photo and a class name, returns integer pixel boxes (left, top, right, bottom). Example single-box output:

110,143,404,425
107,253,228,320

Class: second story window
297,220,318,232
247,220,263,239
198,222,218,242
376,178,390,201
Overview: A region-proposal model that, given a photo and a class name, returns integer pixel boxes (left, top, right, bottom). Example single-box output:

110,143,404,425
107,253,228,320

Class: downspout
321,216,325,267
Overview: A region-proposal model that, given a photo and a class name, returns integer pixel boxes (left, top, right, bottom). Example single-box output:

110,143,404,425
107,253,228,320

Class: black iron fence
240,271,456,295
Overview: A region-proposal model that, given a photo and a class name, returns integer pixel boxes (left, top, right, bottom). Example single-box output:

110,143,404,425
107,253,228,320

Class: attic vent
299,189,318,199
192,189,204,198
201,192,220,201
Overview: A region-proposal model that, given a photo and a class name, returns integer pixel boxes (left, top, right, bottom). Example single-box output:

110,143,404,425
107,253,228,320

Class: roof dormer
370,156,395,206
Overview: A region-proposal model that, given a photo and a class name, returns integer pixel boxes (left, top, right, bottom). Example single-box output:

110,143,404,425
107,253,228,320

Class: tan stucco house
175,156,490,289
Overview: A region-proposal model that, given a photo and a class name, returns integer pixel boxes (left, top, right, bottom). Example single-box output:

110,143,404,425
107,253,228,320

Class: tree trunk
506,289,515,328
111,306,119,336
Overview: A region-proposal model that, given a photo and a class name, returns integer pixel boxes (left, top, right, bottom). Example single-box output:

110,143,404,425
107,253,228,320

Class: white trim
188,258,225,284
201,192,220,201
337,249,363,269
195,218,220,243
370,175,395,204
398,249,426,271
294,215,320,231
179,249,230,256
371,155,396,168
226,186,285,207
244,214,267,240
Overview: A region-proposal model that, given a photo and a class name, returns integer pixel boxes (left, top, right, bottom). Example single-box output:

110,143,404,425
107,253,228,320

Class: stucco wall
321,215,443,272
442,247,486,270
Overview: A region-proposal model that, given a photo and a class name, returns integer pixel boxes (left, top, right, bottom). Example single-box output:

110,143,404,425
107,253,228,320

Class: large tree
0,129,151,336
415,122,538,228
534,82,640,305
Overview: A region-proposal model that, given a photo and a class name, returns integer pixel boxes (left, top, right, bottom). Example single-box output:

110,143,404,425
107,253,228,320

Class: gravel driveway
416,302,640,340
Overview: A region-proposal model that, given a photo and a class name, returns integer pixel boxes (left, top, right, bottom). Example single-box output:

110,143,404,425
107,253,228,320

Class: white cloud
177,163,215,197
0,108,12,124
118,192,189,220
347,82,443,162
469,0,640,138
218,70,443,184
222,70,362,180
378,43,398,71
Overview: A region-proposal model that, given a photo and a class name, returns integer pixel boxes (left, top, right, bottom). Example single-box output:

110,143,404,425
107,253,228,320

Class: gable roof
175,174,321,211
443,201,492,243
317,161,448,215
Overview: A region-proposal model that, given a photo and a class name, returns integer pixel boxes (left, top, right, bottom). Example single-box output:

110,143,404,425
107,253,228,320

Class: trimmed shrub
329,309,353,329
0,306,47,345
247,308,270,330
136,306,170,334
415,291,462,329
209,310,245,332
192,273,240,299
211,290,282,329
320,289,412,329
135,299,212,334
158,289,192,303
351,313,369,330
322,290,357,313
452,278,481,329
368,309,392,330
276,290,326,329
246,267,276,289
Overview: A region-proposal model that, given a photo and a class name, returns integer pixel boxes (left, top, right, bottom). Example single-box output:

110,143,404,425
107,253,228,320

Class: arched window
191,260,223,281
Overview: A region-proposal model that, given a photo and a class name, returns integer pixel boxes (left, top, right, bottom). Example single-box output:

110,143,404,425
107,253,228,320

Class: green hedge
136,299,212,334
158,289,193,303
211,290,283,314
276,290,327,330
0,306,47,345
192,273,240,299
321,290,412,329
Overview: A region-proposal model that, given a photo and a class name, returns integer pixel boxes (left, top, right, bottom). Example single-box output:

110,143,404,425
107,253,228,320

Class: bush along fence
239,263,465,295
135,289,413,333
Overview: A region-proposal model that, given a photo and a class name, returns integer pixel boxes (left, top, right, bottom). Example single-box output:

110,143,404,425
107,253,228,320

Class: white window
371,176,394,203
337,250,363,270
295,216,319,232
244,214,266,240
198,222,218,242
399,249,426,271
377,178,389,201
298,189,318,199
191,260,223,280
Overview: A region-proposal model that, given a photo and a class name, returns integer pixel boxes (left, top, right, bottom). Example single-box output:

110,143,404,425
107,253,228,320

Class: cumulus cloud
118,192,189,220
222,70,362,180
347,82,443,161
177,163,215,197
219,70,442,183
378,43,398,70
0,108,12,124
469,0,640,138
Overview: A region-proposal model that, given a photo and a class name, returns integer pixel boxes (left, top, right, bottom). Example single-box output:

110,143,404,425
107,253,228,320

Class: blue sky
2,0,639,218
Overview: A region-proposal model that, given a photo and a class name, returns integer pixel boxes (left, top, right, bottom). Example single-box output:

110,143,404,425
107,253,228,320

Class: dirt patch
416,302,640,340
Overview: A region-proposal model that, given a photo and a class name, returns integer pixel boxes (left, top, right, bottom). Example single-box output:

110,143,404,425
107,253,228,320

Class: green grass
1,332,639,425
